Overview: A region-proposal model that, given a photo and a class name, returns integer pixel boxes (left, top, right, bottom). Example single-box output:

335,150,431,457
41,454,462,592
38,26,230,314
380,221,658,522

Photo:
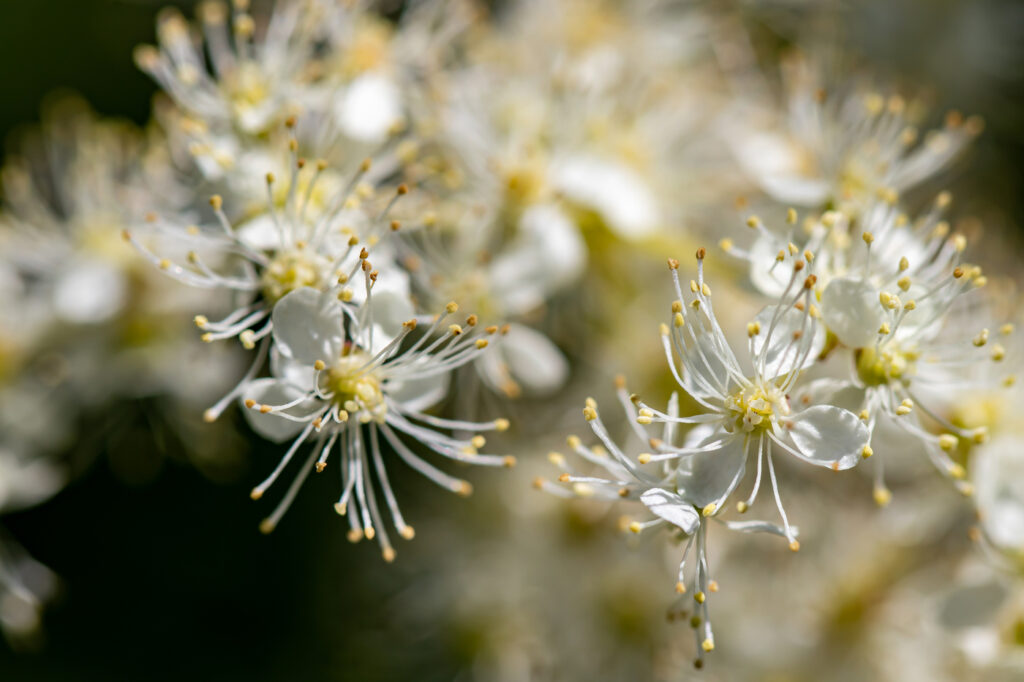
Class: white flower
721,55,983,213
239,286,514,561
538,250,869,665
782,199,1002,501
127,131,411,422
399,202,583,398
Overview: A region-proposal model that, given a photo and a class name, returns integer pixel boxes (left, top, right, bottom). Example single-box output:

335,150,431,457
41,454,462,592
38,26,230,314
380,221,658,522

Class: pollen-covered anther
954,267,965,279
991,344,1005,361
701,503,716,517
694,591,706,604
898,257,910,272
973,329,989,347
448,324,463,336
746,215,760,229
776,250,786,263
719,238,733,252
637,453,652,464
874,488,892,506
239,330,256,349
787,208,798,224
209,194,223,210
861,445,874,459
244,399,257,409
628,521,643,534
702,639,715,653
938,434,958,451
862,231,875,245
878,323,891,335
952,234,967,252
793,260,805,272
259,405,272,414
503,456,517,468
789,540,800,552
583,406,597,421
736,501,749,513
346,529,363,543
896,399,914,416
803,275,817,289
972,428,989,444
696,247,707,260
949,463,967,480
667,258,680,270
747,321,761,338
675,582,687,594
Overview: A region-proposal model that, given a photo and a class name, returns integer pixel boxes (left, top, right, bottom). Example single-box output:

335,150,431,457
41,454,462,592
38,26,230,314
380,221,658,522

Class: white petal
676,431,748,509
550,155,659,239
336,73,403,144
271,287,343,364
497,324,569,396
366,288,414,352
747,235,792,299
973,434,1024,551
236,214,284,252
785,405,869,470
679,330,732,403
240,378,320,442
0,451,65,514
387,371,450,413
751,304,824,379
53,260,126,324
640,488,700,534
792,378,868,414
719,519,799,538
821,277,886,348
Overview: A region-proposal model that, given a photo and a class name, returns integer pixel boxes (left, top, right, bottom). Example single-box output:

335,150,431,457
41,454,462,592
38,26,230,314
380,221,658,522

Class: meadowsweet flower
127,125,412,422
780,198,1002,500
721,54,983,212
538,250,869,665
239,285,513,561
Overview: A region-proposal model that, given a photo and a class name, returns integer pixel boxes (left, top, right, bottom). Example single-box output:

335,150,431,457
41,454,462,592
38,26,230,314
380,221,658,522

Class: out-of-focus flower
720,53,983,212
240,285,514,561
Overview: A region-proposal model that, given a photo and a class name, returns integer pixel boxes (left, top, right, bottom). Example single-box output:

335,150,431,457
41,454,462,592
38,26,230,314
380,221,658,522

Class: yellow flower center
260,249,326,304
855,343,919,387
326,351,385,418
725,385,788,433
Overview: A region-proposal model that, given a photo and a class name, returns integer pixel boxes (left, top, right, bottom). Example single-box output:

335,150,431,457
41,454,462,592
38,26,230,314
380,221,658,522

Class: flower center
855,343,919,387
326,351,385,420
260,249,326,304
725,384,789,433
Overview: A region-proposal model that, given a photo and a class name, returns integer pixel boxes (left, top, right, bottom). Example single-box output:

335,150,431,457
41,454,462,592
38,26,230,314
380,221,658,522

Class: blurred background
1,1,1023,680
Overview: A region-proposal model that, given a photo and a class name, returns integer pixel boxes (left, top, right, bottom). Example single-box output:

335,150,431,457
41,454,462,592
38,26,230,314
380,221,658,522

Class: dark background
0,0,1023,680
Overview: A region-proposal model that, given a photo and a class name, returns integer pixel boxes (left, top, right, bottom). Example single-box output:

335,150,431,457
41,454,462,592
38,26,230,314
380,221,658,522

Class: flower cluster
2,0,1023,675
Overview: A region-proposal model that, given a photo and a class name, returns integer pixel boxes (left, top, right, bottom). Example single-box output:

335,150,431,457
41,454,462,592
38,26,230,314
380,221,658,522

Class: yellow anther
736,501,748,513
671,300,683,314
567,435,581,449
904,300,916,311
973,329,989,347
1000,323,1014,335
859,409,870,421
952,234,967,252
338,288,354,302
862,231,875,245
675,582,687,594
448,324,463,336
747,321,761,338
776,250,786,263
938,434,958,451
193,315,208,329
874,488,892,506
896,399,914,416
674,312,685,328
878,323,891,335
949,463,967,480
746,215,760,229
786,208,797,224
861,445,874,459
701,503,716,517
804,249,814,262
708,580,719,593
789,540,801,552
719,238,733,252
659,323,670,336
702,639,714,652
992,344,1005,361
897,276,911,291
898,257,910,271
637,453,652,464
701,283,711,296
628,521,643,534
788,242,798,255
689,280,698,293
583,406,597,421
445,301,459,314
879,292,892,308
471,435,486,449
972,428,989,444
694,591,706,604
475,339,489,349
